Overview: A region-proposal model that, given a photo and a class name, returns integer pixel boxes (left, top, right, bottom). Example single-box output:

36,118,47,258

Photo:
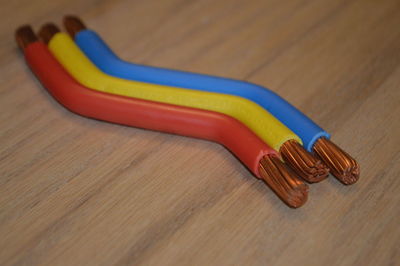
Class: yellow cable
48,33,302,151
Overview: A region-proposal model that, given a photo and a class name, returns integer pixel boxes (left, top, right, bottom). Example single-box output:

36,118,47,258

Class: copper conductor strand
313,137,360,185
258,155,308,208
280,140,329,183
15,25,38,50
38,23,60,44
63,15,86,38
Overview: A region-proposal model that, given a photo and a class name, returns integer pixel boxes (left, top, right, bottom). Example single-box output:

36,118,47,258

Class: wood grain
1,0,400,265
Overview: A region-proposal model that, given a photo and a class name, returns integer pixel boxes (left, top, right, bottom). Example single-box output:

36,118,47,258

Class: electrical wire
38,23,329,183
16,25,309,207
65,16,327,151
63,16,359,184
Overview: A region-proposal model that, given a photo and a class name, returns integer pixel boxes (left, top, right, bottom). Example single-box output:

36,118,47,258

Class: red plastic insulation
23,42,278,177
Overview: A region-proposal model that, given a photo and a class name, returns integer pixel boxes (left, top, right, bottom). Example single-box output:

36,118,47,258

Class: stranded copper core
280,139,329,183
38,23,60,44
313,137,360,185
15,25,38,49
63,15,86,38
259,155,308,208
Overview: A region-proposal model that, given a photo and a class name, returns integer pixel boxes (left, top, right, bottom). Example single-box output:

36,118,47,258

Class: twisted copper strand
313,138,359,185
15,25,37,49
38,23,60,44
63,15,86,38
258,155,308,208
280,140,329,183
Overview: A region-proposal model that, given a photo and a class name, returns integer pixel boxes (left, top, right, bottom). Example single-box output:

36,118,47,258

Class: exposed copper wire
15,25,38,50
313,137,359,185
63,15,86,38
258,155,308,208
38,23,60,44
280,140,329,183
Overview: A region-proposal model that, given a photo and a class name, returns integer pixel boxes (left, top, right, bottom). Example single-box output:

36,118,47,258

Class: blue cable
75,29,330,151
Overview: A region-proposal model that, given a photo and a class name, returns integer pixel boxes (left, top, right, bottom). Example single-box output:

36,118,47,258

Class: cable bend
74,29,329,151
47,32,301,152
24,42,276,177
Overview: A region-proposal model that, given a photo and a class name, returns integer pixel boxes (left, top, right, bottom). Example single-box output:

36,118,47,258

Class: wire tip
15,25,37,50
287,184,309,208
340,166,360,185
63,15,86,38
280,140,329,183
313,138,360,185
259,155,308,208
38,23,60,44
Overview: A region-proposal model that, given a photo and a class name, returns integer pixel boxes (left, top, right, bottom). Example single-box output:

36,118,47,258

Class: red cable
23,42,278,177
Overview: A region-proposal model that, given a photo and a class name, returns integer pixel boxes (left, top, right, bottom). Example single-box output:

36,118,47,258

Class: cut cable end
258,155,308,208
15,25,38,50
280,140,329,183
38,23,60,44
313,137,360,185
63,15,86,38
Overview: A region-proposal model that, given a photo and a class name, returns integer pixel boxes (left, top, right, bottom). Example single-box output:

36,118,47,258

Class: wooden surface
1,0,400,265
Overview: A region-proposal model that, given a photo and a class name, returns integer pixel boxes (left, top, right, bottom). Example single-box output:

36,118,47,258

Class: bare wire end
38,23,61,44
258,155,308,208
15,25,38,50
63,15,86,38
313,137,360,185
280,140,329,183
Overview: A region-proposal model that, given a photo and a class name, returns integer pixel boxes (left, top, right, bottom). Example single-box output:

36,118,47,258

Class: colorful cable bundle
15,15,359,208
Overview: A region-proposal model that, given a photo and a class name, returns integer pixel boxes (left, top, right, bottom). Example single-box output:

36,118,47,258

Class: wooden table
1,0,399,265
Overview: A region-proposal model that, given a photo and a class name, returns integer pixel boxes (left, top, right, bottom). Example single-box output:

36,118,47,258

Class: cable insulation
47,32,301,151
24,41,278,177
74,29,329,151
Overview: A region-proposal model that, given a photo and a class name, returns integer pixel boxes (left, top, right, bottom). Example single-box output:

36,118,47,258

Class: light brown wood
1,0,400,265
